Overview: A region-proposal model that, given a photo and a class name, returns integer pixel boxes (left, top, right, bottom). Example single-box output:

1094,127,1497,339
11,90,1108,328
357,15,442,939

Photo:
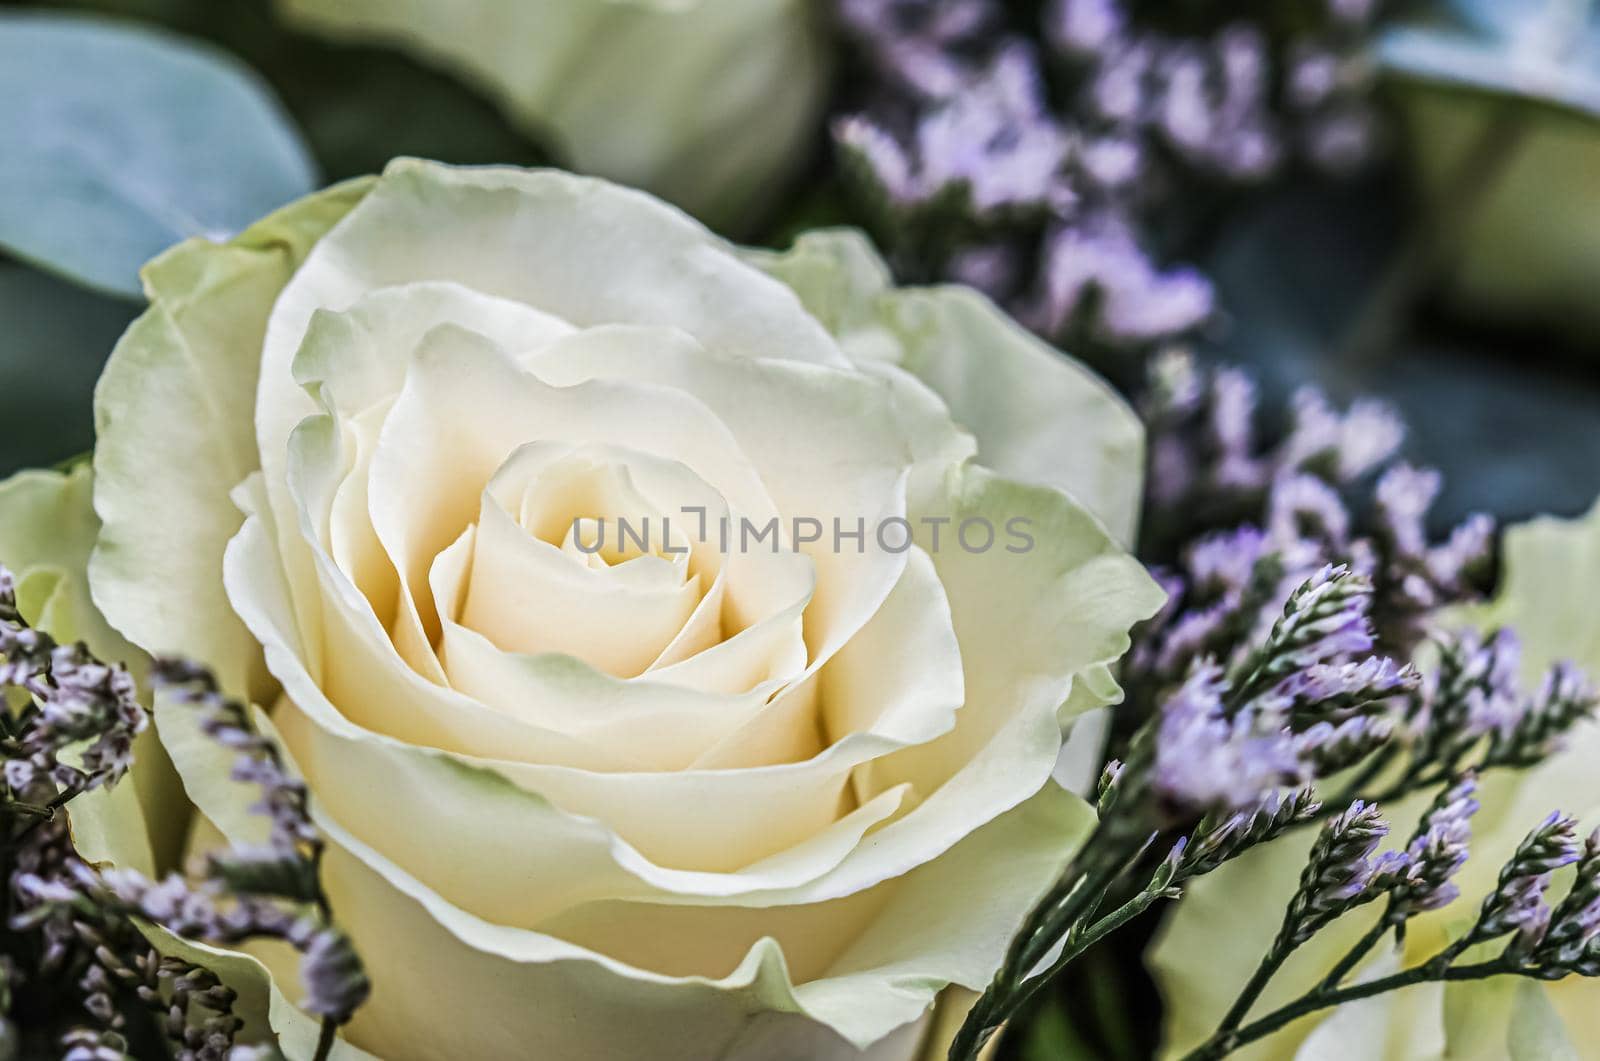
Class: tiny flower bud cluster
0,567,147,797
835,0,1386,352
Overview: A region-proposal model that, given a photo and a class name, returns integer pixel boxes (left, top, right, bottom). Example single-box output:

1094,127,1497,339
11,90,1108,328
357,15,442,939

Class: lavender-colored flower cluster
1102,564,1413,837
0,626,370,1055
835,0,1385,351
0,568,146,798
1136,350,1493,660
1388,773,1478,918
1282,800,1406,946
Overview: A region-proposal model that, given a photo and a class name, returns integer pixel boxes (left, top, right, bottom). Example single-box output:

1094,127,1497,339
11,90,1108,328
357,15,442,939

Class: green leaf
0,11,315,297
1380,0,1600,121
33,0,549,186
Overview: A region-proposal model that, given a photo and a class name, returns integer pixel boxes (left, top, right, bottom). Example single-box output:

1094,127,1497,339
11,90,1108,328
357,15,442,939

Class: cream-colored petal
291,280,575,419
91,178,372,701
276,0,828,227
524,323,916,671
365,323,779,645
749,229,1147,545
204,740,1089,1059
255,160,848,549
461,460,698,676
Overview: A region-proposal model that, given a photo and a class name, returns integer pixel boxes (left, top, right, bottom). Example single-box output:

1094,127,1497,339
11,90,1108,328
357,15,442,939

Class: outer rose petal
1151,497,1600,1059
0,464,186,877
176,704,1095,1061
747,229,1146,546
90,177,374,701
274,0,828,226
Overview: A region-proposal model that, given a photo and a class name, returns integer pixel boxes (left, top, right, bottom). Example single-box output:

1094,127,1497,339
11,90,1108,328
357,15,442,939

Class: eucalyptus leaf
1379,0,1600,120
29,0,549,184
0,11,315,298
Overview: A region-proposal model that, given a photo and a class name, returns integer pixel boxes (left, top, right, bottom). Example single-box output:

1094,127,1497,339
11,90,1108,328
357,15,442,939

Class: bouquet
4,1,1600,1059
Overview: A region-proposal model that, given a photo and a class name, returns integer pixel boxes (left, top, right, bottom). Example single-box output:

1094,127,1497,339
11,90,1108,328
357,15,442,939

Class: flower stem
313,1017,338,1061
1184,958,1518,1060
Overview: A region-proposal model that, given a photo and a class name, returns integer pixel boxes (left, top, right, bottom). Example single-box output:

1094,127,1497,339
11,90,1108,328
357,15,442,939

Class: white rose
83,159,1162,1059
273,0,828,225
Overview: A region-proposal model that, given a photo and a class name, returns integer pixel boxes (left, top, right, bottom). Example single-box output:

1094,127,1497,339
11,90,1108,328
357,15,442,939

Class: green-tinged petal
90,176,372,701
1507,980,1579,1061
0,463,131,658
0,464,185,874
274,0,828,226
141,920,379,1061
1471,495,1600,670
749,230,1145,544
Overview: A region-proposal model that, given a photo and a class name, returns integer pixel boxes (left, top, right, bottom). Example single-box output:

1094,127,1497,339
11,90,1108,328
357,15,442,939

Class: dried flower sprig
949,564,1413,1059
1179,812,1600,1060
8,809,246,1061
0,568,146,804
0,573,367,1060
950,540,1599,1059
113,660,374,1045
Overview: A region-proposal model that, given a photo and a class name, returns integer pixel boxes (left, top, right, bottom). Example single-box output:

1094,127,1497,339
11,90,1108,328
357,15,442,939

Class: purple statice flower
838,44,1073,218
1494,875,1555,960
1269,473,1352,550
1513,812,1584,876
1285,801,1406,945
1410,628,1523,750
1391,774,1479,918
1045,0,1125,58
945,241,1025,299
1156,29,1281,182
1374,463,1441,559
1280,390,1405,483
1491,662,1600,766
1207,369,1270,494
1474,813,1582,953
1151,662,1306,816
1027,213,1214,343
836,0,1390,355
0,566,147,795
300,928,372,1023
837,0,999,99
1293,713,1396,775
1538,829,1600,967
1174,789,1323,882
1188,525,1268,594
1267,565,1377,669
1280,656,1414,708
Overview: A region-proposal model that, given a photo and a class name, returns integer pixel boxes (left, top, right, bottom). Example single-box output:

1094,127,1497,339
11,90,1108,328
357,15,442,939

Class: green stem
1212,944,1291,1040
1182,959,1517,1060
991,888,1168,1033
948,829,1143,1061
313,1018,338,1061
